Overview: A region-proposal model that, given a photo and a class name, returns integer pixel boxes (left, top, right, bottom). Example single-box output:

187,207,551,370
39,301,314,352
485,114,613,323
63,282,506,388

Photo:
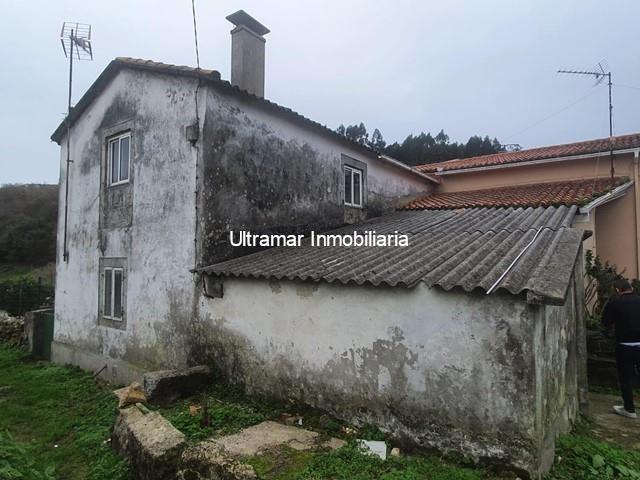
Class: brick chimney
226,10,270,98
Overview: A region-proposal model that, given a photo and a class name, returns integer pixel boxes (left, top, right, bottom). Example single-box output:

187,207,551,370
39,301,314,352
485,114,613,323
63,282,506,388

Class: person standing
602,278,640,419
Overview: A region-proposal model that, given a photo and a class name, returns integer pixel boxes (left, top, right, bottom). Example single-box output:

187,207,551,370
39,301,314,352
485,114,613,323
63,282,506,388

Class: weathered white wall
197,84,433,265
53,70,201,382
196,278,563,473
52,67,433,382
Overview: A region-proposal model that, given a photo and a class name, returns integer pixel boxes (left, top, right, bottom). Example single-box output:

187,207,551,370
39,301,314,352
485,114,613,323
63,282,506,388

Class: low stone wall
0,311,24,346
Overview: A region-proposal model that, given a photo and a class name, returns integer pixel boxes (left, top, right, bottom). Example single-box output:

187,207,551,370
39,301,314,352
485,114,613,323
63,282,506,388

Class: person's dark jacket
602,292,640,343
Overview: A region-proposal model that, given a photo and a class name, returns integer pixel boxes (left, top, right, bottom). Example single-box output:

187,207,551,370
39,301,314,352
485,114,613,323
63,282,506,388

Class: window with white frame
102,266,124,320
344,165,363,207
108,132,131,186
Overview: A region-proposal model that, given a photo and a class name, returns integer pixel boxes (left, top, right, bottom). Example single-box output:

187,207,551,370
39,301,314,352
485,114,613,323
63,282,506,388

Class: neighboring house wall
198,86,431,265
195,276,583,475
434,154,639,277
53,70,201,383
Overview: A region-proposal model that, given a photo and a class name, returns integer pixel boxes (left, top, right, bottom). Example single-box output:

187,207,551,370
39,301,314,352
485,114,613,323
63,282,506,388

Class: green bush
0,431,55,480
584,250,640,328
0,278,53,316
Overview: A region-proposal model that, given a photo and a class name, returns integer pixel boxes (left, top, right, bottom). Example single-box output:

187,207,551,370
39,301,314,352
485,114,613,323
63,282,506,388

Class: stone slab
212,420,346,457
144,365,212,405
177,441,258,480
112,406,186,480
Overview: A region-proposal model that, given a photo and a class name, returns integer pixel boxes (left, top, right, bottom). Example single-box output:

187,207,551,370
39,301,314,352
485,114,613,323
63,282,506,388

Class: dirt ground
587,393,640,450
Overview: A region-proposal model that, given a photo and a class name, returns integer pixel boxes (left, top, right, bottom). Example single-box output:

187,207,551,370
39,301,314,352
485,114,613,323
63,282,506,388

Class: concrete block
144,365,212,405
112,406,186,480
177,441,258,480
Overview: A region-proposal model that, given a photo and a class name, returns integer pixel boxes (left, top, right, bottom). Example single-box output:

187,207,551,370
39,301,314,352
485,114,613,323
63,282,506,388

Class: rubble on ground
113,382,148,408
0,311,24,346
112,405,186,480
144,365,212,405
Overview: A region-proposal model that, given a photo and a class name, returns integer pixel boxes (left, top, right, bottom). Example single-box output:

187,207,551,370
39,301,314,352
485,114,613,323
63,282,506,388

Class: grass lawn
1,343,639,480
0,345,128,480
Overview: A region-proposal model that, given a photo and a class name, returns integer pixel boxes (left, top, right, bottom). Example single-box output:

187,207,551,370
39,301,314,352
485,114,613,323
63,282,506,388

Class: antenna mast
60,22,93,262
558,62,614,181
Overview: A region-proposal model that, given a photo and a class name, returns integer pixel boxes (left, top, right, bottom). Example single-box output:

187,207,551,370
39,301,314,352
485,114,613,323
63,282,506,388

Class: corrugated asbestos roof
199,206,583,304
415,132,640,173
50,58,438,184
401,177,629,210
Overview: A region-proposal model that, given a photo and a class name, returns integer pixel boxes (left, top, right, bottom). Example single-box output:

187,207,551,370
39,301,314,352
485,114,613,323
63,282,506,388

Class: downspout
634,150,640,277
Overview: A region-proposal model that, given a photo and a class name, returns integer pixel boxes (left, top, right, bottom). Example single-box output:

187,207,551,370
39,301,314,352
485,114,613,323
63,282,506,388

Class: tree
336,123,504,166
0,184,58,266
370,128,386,151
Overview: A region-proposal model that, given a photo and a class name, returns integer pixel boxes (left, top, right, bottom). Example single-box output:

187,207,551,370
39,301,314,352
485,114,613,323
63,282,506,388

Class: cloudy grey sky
2,0,640,184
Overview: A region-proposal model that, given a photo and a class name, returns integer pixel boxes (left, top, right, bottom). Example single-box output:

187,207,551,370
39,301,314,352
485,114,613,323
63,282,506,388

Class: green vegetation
161,395,266,442
584,250,640,328
0,431,55,480
0,276,54,316
0,345,128,480
335,123,504,166
0,184,58,266
1,343,639,480
547,427,640,480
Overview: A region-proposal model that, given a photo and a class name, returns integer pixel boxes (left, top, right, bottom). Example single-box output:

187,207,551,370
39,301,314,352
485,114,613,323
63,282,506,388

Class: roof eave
50,58,439,185
423,148,640,175
579,180,634,214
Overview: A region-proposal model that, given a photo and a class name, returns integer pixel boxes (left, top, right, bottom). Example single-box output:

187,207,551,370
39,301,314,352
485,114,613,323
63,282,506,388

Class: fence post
18,281,23,316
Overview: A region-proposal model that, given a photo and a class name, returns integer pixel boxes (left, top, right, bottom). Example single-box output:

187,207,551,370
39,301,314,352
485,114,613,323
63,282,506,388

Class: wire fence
0,278,54,317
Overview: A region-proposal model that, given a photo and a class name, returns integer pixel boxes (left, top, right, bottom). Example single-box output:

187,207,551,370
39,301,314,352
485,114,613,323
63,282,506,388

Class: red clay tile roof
415,133,640,173
401,177,629,210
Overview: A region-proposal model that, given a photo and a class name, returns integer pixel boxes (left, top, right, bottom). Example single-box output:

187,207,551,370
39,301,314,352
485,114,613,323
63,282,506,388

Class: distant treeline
336,123,504,166
0,184,58,265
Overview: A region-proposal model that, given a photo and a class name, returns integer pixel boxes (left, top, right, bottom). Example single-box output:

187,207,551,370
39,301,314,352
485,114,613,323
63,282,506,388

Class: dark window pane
114,270,123,319
104,269,112,316
344,168,352,204
119,136,130,181
353,171,361,206
110,140,119,184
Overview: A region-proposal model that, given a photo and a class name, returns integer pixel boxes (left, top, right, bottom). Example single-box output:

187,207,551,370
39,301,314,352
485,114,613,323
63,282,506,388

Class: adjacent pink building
407,133,640,279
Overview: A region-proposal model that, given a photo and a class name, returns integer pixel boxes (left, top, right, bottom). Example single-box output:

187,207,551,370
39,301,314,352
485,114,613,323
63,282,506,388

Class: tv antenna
59,22,93,263
558,62,615,180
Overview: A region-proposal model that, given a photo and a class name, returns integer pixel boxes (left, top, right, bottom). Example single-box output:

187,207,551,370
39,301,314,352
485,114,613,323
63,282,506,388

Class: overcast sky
2,0,640,184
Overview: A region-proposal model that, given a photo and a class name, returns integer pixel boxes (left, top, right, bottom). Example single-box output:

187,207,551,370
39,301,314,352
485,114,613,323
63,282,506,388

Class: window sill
108,180,130,188
98,315,127,330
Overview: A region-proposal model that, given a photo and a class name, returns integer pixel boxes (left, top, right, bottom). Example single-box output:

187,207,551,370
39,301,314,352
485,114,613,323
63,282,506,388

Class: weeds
0,345,128,480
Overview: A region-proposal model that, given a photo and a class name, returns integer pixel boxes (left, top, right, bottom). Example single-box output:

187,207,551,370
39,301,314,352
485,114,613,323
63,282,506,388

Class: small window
344,165,363,207
102,267,124,320
108,133,131,186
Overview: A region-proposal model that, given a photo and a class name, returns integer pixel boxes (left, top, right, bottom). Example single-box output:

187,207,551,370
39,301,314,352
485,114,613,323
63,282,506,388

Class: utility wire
191,0,202,270
614,83,640,91
503,85,603,141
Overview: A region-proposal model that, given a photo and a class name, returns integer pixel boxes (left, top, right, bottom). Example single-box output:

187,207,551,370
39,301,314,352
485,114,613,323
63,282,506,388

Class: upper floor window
344,165,363,207
108,132,130,186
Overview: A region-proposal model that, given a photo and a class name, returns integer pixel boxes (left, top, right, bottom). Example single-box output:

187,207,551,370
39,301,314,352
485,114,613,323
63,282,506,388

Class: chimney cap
226,10,270,36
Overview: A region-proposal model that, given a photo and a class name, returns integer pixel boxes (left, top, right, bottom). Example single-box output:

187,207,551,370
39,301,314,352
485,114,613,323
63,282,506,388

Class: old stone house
51,10,587,476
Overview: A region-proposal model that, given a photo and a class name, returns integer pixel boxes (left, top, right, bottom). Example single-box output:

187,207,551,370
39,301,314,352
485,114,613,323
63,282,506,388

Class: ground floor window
103,267,123,320
99,258,127,326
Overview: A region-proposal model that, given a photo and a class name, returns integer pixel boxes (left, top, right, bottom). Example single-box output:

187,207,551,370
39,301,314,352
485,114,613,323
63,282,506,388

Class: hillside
0,184,58,266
